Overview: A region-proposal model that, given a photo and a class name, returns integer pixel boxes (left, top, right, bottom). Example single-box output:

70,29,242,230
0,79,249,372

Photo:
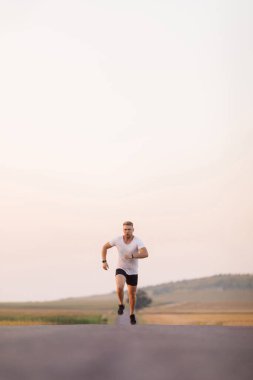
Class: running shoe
118,304,125,315
130,314,137,325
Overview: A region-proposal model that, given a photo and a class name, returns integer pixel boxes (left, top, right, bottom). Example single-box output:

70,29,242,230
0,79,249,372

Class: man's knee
128,287,137,297
117,286,124,293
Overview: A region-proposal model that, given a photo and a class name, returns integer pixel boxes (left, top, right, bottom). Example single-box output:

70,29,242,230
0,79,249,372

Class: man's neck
123,235,134,243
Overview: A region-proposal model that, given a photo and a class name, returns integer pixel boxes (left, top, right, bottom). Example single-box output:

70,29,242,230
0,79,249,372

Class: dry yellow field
137,301,253,326
138,312,253,326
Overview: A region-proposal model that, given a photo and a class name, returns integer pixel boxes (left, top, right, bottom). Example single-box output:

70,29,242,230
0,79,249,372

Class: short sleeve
109,236,118,247
136,238,145,249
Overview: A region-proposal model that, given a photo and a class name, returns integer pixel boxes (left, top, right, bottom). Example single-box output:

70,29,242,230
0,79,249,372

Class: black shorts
115,268,138,286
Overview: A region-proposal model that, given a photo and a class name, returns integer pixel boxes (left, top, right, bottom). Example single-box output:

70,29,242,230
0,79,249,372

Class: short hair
123,221,133,227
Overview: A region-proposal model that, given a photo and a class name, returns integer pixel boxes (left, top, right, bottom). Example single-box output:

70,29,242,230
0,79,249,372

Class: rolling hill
142,273,253,308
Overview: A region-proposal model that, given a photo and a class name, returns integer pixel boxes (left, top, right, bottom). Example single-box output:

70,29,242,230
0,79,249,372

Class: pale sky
0,0,252,301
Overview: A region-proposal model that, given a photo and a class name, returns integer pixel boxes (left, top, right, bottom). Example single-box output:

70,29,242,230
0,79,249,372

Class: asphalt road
0,317,252,380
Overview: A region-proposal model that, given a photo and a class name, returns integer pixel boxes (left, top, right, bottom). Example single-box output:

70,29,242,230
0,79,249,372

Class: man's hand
123,248,148,260
124,253,133,260
102,262,109,270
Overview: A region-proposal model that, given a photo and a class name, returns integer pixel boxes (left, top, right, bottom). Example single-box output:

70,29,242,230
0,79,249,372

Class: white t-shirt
109,235,145,275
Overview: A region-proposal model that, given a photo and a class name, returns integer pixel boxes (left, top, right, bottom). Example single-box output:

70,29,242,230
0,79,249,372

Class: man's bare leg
115,274,126,305
127,284,137,315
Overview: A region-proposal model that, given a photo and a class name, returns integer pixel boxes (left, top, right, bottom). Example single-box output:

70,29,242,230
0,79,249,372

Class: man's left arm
133,247,148,259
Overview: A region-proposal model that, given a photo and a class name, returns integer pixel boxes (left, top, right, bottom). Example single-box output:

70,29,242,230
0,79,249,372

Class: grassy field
0,307,117,326
1,302,253,326
0,293,118,326
0,292,116,326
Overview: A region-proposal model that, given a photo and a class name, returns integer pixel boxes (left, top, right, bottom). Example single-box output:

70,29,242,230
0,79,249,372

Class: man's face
123,225,134,238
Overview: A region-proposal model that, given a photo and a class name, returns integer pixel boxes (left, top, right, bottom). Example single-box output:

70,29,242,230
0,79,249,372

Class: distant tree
127,289,152,310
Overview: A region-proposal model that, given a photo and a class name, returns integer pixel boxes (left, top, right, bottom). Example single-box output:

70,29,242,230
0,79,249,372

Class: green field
0,293,117,325
0,314,105,325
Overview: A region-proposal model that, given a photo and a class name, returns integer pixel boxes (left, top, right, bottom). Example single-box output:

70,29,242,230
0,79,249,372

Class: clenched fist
102,262,109,270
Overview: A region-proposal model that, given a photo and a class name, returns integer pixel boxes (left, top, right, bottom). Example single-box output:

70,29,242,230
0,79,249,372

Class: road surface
0,314,252,380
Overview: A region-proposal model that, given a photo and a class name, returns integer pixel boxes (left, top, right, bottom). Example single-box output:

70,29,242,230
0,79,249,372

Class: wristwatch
102,260,107,263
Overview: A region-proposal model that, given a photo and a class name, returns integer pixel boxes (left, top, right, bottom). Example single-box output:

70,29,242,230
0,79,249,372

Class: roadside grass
0,308,115,326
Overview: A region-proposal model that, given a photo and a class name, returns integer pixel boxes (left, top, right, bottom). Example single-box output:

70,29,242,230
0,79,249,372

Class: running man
101,221,149,325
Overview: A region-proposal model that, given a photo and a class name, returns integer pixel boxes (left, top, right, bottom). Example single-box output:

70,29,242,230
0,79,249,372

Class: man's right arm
101,242,113,270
